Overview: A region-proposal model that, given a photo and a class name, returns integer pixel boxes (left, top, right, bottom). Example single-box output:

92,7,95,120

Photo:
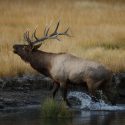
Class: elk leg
60,86,71,107
52,82,60,98
87,83,98,102
103,89,116,105
88,88,98,102
87,80,103,102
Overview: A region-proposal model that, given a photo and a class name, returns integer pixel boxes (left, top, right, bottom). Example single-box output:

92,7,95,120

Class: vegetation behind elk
0,0,125,77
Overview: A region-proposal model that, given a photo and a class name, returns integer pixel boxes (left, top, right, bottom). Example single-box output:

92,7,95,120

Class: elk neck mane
26,50,64,77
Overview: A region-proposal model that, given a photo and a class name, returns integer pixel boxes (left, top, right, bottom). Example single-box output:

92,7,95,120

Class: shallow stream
0,91,125,125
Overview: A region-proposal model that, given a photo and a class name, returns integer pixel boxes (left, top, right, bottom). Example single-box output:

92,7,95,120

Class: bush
41,98,72,118
58,101,72,118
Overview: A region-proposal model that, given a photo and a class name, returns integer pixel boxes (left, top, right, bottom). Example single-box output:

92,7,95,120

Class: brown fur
13,44,116,106
13,21,117,106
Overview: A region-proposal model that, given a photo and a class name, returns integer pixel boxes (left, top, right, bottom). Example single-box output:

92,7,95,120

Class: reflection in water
0,108,125,125
73,111,125,125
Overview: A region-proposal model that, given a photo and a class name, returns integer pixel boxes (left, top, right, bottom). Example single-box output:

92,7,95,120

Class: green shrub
58,102,72,118
41,98,72,118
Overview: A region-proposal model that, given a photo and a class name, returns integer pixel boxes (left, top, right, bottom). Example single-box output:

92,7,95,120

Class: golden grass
0,0,125,77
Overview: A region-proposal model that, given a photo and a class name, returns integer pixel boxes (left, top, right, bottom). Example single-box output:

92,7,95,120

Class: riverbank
0,74,53,110
0,74,124,111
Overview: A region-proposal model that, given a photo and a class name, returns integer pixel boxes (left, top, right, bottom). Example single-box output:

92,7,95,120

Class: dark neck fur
27,50,55,77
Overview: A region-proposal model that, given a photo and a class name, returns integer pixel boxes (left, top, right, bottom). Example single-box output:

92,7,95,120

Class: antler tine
45,26,50,36
65,27,69,34
44,26,47,36
49,21,60,37
53,20,60,34
24,31,33,45
24,31,28,42
33,29,39,41
26,31,31,43
61,27,71,37
24,32,27,41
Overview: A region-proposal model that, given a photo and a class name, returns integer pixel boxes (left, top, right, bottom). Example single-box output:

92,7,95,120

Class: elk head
13,21,70,62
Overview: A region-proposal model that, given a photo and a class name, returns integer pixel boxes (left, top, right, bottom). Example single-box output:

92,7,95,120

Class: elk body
13,21,116,106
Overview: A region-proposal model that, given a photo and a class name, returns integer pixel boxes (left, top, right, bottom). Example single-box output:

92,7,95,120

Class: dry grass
0,0,125,77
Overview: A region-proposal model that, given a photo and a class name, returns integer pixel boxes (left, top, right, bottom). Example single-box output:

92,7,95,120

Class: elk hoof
111,101,116,106
92,96,99,102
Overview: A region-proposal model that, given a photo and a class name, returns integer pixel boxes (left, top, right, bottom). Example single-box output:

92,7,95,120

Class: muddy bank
0,74,53,91
0,90,48,111
0,73,125,110
112,73,125,103
0,74,53,110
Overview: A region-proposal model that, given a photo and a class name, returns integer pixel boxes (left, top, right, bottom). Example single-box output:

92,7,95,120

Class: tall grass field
0,0,125,77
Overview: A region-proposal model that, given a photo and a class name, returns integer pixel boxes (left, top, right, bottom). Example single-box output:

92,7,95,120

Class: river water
0,91,125,125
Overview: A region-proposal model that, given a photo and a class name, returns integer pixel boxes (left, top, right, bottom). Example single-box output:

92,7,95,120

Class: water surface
0,108,125,125
0,91,125,125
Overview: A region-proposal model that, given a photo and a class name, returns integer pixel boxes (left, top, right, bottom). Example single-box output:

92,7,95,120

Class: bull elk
13,21,116,106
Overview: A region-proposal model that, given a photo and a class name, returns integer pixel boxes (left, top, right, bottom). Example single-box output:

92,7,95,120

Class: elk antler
24,21,70,49
24,31,32,46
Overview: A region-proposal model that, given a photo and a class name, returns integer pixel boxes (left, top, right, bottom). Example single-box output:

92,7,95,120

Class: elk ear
32,43,42,51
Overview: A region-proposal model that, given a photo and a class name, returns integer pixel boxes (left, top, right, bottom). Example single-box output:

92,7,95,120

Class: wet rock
3,98,18,107
112,72,125,87
0,74,54,110
112,72,125,103
0,74,53,91
0,102,4,109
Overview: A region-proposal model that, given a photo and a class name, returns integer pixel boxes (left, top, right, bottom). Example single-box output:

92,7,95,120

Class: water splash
68,91,125,111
